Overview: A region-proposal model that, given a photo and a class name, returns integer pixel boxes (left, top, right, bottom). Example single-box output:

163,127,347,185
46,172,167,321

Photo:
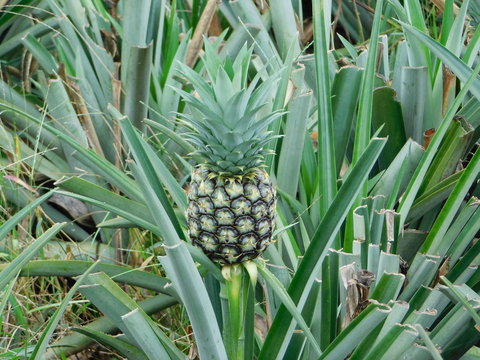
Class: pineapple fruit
177,44,281,265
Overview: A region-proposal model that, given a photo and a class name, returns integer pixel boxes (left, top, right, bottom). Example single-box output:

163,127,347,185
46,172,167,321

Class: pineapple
177,44,281,265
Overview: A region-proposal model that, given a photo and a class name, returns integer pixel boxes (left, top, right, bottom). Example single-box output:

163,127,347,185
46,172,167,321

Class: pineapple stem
223,264,243,359
221,263,257,360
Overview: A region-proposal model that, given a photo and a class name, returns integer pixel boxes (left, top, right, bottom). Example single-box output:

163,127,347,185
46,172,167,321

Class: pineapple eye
212,187,230,208
257,234,271,250
239,233,257,251
219,245,241,263
188,218,201,237
251,201,268,219
255,219,271,236
198,232,219,252
244,183,261,202
199,215,217,232
187,201,201,217
225,182,244,198
197,197,214,214
217,226,238,243
258,183,274,202
231,197,252,215
197,179,215,196
215,208,235,225
234,215,255,233
187,182,199,200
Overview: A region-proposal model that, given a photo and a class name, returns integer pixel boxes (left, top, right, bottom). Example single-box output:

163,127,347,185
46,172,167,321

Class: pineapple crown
175,41,283,176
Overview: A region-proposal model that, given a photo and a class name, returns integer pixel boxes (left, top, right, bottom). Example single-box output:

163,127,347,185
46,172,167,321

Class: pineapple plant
177,45,282,266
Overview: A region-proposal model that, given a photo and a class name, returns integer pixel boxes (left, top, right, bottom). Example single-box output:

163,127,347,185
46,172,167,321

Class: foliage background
0,0,480,359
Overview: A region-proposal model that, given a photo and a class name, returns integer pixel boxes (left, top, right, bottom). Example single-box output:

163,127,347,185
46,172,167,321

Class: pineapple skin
187,165,275,264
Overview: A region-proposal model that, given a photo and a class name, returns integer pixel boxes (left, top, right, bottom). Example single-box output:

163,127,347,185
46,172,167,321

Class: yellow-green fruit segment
187,166,275,264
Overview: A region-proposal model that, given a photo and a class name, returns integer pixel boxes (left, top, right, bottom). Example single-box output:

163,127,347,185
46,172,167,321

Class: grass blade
0,101,143,201
0,190,53,240
30,261,100,359
0,223,64,290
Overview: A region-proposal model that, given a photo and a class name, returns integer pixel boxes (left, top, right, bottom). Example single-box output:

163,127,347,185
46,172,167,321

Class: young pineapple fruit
177,45,281,265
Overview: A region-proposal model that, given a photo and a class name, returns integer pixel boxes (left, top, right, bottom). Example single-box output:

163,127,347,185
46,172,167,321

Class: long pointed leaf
259,137,386,359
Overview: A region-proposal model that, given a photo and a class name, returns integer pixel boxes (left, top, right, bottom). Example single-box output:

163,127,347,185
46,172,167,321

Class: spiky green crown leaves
175,41,283,176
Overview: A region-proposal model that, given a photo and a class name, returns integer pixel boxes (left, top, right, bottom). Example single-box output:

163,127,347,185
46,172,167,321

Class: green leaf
398,66,428,143
399,21,480,101
400,254,440,301
332,66,363,172
144,119,196,154
0,101,143,201
419,118,473,196
0,223,64,290
30,261,100,359
448,227,480,282
415,325,443,360
313,0,337,216
397,60,480,229
351,0,385,168
259,137,386,359
120,309,174,360
319,302,391,360
346,0,385,252
428,302,480,355
420,141,480,255
408,170,463,221
109,105,185,239
72,327,148,360
350,301,410,359
270,0,301,60
55,190,158,235
0,260,177,296
444,0,471,58
45,294,176,359
372,87,407,170
225,0,281,69
0,191,53,240
320,253,339,350
21,33,58,74
0,17,58,58
440,277,480,327
122,44,153,130
370,139,423,199
0,278,16,336
370,272,404,303
276,74,312,198
108,105,226,358
142,141,188,211
257,263,321,355
158,249,227,359
461,347,480,360
79,272,184,359
56,177,154,227
362,323,419,360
